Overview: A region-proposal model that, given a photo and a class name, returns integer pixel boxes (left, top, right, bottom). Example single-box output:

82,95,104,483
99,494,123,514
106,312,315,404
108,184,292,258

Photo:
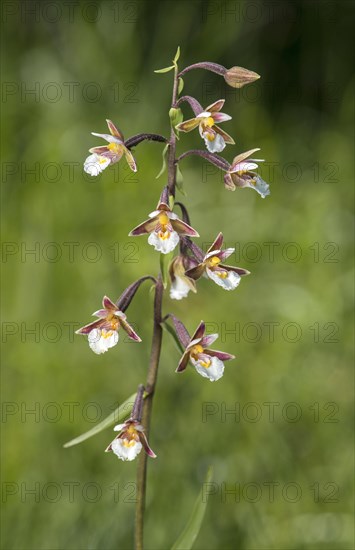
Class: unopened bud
224,66,260,88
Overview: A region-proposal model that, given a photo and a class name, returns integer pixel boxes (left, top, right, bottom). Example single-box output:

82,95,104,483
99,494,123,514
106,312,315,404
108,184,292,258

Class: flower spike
84,119,137,176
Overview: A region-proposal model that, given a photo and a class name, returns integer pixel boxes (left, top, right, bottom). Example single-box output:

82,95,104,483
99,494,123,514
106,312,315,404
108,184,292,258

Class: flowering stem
135,275,163,550
167,64,179,198
135,63,179,549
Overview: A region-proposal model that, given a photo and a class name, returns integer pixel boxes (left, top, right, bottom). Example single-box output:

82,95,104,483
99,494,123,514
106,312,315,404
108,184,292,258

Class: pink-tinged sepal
106,119,124,140
206,99,225,112
212,112,232,123
138,432,157,458
89,146,111,155
204,349,235,361
92,309,108,318
214,126,235,144
230,148,261,170
171,219,199,237
221,264,250,276
190,321,206,342
176,350,191,372
129,218,157,236
208,232,224,253
103,295,117,310
200,333,219,347
75,318,104,335
121,319,142,342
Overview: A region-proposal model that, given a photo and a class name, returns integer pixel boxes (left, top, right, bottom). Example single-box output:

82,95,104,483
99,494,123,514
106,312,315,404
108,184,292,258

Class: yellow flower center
206,255,221,267
158,212,171,239
108,142,122,153
204,116,215,127
104,313,120,331
190,344,211,368
122,425,139,446
102,329,114,339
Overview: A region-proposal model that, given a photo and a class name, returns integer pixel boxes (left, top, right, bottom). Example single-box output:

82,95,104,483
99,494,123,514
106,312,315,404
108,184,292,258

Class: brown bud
224,66,260,88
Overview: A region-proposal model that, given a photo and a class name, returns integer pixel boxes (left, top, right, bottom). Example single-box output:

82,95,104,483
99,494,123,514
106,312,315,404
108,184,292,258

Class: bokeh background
2,1,354,549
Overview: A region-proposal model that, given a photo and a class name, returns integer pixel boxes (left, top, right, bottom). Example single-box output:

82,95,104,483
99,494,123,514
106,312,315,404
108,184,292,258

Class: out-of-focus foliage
1,1,353,549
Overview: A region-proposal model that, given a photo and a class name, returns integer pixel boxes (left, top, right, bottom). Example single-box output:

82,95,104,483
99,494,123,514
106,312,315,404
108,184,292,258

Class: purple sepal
204,349,235,361
190,321,205,343
138,431,157,458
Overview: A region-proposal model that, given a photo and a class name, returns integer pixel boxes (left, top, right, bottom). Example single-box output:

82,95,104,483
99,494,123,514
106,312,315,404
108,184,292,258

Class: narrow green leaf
63,393,137,448
160,252,173,290
154,65,175,74
161,321,184,354
176,165,186,196
173,46,181,65
172,467,214,550
156,143,169,179
178,77,184,95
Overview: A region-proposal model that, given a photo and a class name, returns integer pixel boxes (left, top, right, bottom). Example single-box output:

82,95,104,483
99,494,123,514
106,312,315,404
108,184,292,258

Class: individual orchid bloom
84,119,137,176
75,295,141,354
106,386,156,461
106,419,156,461
223,148,270,198
169,255,197,300
185,233,250,291
129,190,199,254
176,99,235,153
176,321,235,381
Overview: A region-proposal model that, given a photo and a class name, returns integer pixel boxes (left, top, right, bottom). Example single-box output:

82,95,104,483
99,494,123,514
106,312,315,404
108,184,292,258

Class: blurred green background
1,1,354,549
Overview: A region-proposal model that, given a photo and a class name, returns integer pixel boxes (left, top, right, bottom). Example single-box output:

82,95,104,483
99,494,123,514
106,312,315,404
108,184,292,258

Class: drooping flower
169,255,197,300
83,119,137,176
223,148,270,198
75,295,141,354
176,321,235,381
185,233,249,291
129,188,199,254
106,386,156,461
176,99,235,153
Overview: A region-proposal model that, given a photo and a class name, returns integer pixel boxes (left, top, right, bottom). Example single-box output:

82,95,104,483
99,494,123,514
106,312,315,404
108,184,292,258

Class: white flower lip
110,438,142,461
148,230,179,254
204,133,226,153
170,276,191,300
206,268,241,290
88,328,119,354
84,154,110,176
192,356,225,382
